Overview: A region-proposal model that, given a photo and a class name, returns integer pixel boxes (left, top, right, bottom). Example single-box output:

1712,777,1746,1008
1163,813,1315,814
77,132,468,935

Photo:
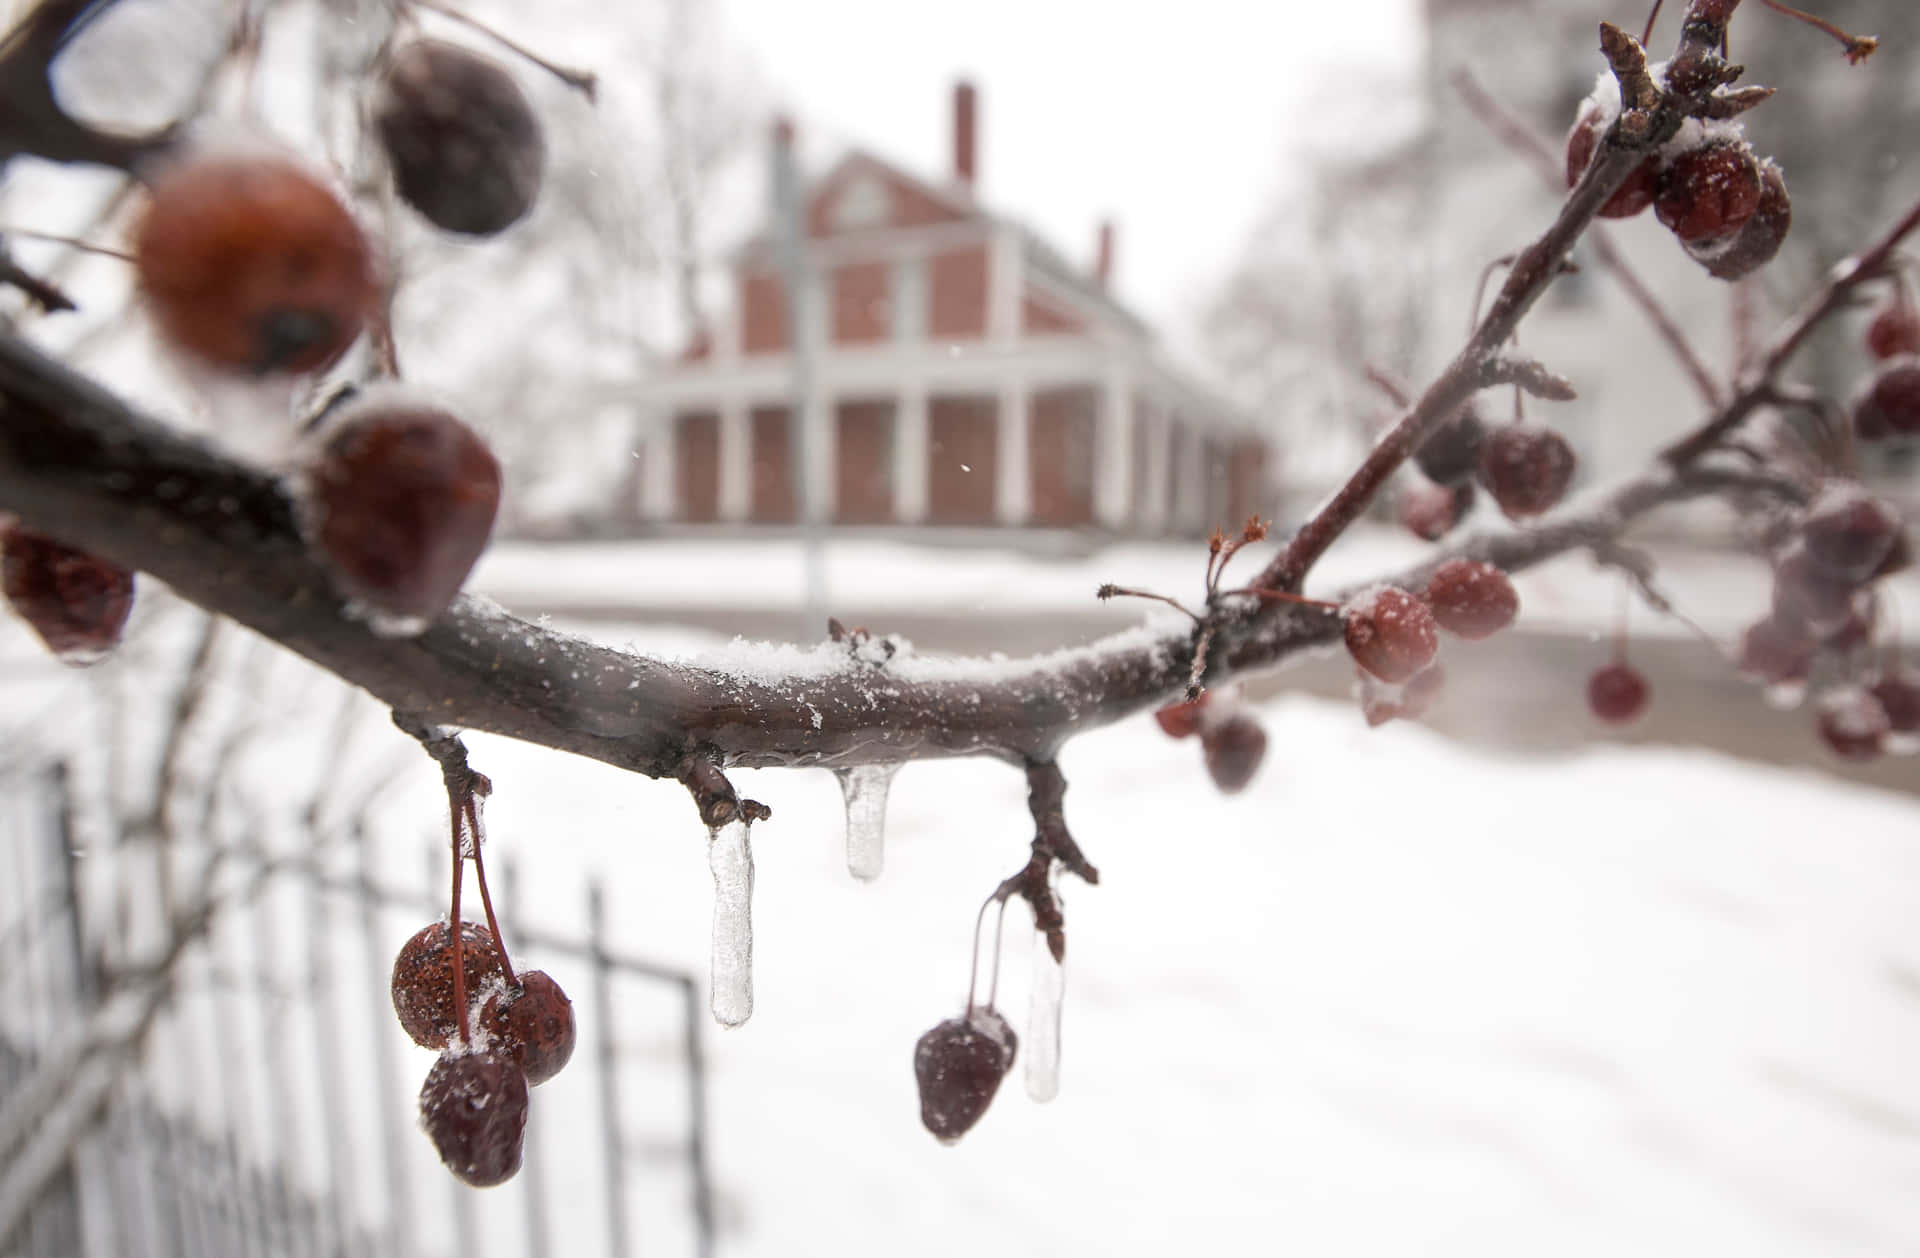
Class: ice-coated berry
914,1008,1017,1143
1655,141,1762,244
1736,614,1816,685
1815,687,1889,761
1153,692,1209,739
1854,359,1920,440
391,921,508,1050
300,399,501,627
1587,662,1650,724
1202,713,1267,794
1698,160,1790,282
1415,405,1486,488
134,153,376,374
1344,586,1438,685
1398,480,1471,542
1868,668,1920,736
1,526,134,662
1867,300,1920,361
481,969,575,1086
1423,559,1518,641
1477,424,1576,520
419,1048,529,1187
1799,483,1902,584
1564,107,1659,218
376,40,545,236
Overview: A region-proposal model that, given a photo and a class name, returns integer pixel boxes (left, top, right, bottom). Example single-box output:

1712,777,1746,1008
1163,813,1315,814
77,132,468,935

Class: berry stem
449,803,469,1045
465,795,518,988
1641,0,1665,48
0,226,134,262
964,888,1014,1015
1755,0,1878,63
1218,586,1342,613
407,0,599,98
1095,584,1201,623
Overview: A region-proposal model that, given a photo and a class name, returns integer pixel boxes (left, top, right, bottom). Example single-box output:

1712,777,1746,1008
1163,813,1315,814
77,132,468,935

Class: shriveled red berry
391,921,508,1050
1423,559,1518,640
1477,424,1576,520
134,153,377,374
1588,662,1650,724
1867,300,1920,361
1655,141,1762,244
1153,692,1209,739
299,398,501,629
481,969,575,1086
1798,482,1902,583
1854,359,1920,440
1202,712,1266,794
1737,613,1817,685
1867,668,1920,735
914,1008,1017,1143
419,1048,529,1187
377,40,545,237
1415,405,1486,488
1398,480,1471,541
1815,687,1889,761
1344,586,1438,684
1,526,135,662
1698,160,1790,281
1565,107,1659,218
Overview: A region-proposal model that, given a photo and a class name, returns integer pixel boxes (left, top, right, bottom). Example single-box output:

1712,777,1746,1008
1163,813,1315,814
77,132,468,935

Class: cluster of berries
1152,687,1268,794
390,920,575,1186
1856,292,1920,441
1399,402,1579,542
1343,559,1520,726
1565,75,1790,282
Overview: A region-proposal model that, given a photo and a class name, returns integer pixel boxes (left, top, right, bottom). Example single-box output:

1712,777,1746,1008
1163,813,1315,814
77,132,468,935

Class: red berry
1815,687,1889,761
481,969,575,1086
1697,159,1790,282
1866,300,1920,361
1,526,135,663
1398,480,1471,541
1477,424,1576,520
134,153,377,374
1770,544,1858,635
1152,692,1209,739
914,1008,1017,1143
1655,141,1762,244
1798,482,1902,584
299,398,502,629
1344,586,1439,684
1423,559,1518,640
418,1048,529,1187
1201,713,1267,794
1737,613,1817,685
1415,405,1486,488
1854,359,1920,440
1868,668,1920,735
376,41,545,237
1588,662,1650,724
1565,107,1659,218
1821,594,1876,652
391,921,508,1050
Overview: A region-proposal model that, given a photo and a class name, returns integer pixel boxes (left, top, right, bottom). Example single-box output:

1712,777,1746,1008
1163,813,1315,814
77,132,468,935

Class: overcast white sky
718,0,1425,348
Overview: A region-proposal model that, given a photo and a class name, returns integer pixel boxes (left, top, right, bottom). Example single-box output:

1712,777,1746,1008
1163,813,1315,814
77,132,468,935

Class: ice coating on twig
707,820,754,1027
1024,936,1064,1103
834,763,898,881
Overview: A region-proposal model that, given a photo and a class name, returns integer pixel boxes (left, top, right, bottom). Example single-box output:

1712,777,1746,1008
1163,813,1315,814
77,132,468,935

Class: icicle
1025,933,1065,1103
834,763,899,882
707,819,755,1028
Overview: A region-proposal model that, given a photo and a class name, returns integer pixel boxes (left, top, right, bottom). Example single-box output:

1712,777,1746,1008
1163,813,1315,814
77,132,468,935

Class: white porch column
640,407,675,521
1143,402,1172,534
806,387,835,522
896,382,929,523
1095,362,1132,528
996,379,1030,525
988,226,1021,347
718,399,750,522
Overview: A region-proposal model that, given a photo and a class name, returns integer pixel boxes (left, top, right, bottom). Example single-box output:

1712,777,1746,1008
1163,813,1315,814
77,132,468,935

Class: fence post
588,881,632,1258
355,826,415,1258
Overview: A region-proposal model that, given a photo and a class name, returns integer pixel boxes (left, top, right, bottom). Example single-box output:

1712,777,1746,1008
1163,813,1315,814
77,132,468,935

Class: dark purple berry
1202,713,1267,794
1477,424,1576,520
391,921,508,1050
419,1048,529,1187
376,40,545,236
1,526,135,662
1697,159,1790,281
481,969,575,1086
1854,359,1920,440
914,1008,1017,1143
1655,141,1762,244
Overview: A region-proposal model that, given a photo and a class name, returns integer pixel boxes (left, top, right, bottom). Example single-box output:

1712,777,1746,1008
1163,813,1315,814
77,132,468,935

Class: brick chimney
1094,219,1115,289
952,80,977,189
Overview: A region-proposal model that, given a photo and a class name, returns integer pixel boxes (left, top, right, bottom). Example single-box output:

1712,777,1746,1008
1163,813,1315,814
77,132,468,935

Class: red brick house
627,84,1270,535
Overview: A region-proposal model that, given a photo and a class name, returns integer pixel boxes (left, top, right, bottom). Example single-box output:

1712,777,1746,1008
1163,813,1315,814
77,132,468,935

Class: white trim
806,388,835,522
642,409,675,520
996,379,1029,525
718,399,750,522
1095,361,1131,527
1143,400,1171,534
988,225,1021,347
896,383,929,523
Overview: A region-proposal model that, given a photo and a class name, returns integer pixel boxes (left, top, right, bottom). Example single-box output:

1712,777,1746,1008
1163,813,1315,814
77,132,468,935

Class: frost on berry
1201,712,1267,794
1343,586,1438,684
1398,480,1472,542
1,526,135,663
1565,106,1659,218
1866,300,1920,361
391,921,508,1050
1476,424,1576,520
481,969,575,1086
1414,404,1486,488
377,40,545,237
1815,687,1890,762
1654,140,1763,245
297,396,502,631
418,1047,529,1187
914,1007,1018,1144
1423,559,1518,641
1153,692,1209,739
133,153,377,374
1798,482,1902,584
1697,160,1790,282
1587,662,1650,724
1854,359,1920,441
